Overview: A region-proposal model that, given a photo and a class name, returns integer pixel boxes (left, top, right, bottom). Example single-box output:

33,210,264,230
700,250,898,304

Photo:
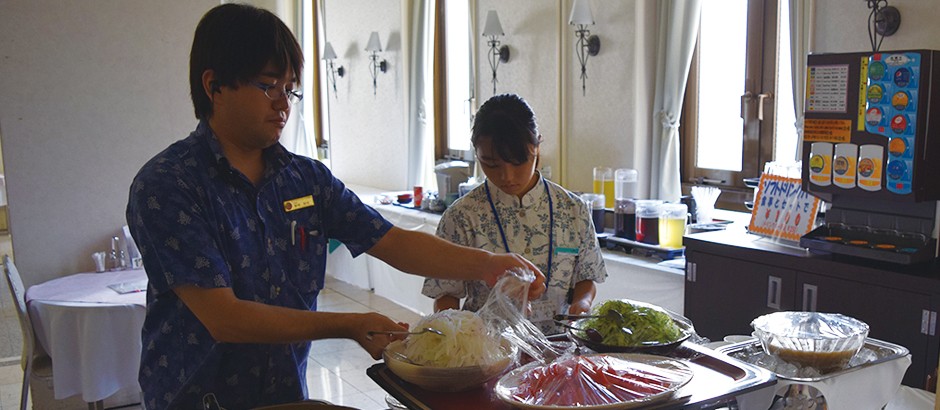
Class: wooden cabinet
685,252,796,340
796,271,934,388
684,230,940,388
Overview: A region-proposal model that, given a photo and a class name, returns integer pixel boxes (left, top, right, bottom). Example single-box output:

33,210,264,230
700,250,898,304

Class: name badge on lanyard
486,179,559,323
529,297,557,323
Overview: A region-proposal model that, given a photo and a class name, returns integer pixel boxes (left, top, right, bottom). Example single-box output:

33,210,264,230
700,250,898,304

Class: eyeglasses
247,81,303,104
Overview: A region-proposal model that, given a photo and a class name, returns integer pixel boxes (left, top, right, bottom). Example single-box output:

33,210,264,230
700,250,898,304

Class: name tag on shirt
529,298,556,323
284,195,315,212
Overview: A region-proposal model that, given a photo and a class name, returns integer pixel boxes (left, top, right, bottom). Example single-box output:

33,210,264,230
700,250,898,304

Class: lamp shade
569,0,595,25
365,31,382,52
322,42,337,60
482,10,504,37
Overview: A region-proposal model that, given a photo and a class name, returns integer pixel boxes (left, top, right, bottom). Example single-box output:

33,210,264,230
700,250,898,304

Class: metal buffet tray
716,337,910,383
602,235,685,260
367,341,777,410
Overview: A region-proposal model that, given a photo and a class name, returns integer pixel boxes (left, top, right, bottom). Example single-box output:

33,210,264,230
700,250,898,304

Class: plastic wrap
751,311,869,374
496,354,693,407
476,268,571,364
384,268,556,392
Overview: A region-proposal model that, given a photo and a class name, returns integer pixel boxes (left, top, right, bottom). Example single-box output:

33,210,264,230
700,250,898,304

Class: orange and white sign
749,174,821,242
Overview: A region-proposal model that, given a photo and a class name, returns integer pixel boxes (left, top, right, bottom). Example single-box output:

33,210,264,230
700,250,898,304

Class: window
433,0,475,162
303,0,328,166
444,0,473,153
681,0,797,210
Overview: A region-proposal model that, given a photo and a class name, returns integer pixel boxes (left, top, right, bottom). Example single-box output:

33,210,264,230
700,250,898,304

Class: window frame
680,0,782,211
433,0,476,164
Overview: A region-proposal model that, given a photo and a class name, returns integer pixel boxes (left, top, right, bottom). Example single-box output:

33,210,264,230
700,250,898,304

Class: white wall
474,1,562,184
814,0,940,53
557,0,656,194
476,0,658,194
0,0,218,286
321,0,409,190
322,0,660,196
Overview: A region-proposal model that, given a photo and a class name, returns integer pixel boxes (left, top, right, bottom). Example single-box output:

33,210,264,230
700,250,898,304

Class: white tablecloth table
331,184,688,318
25,269,147,402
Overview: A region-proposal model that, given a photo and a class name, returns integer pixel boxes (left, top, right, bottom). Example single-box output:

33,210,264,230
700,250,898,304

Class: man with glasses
126,4,544,410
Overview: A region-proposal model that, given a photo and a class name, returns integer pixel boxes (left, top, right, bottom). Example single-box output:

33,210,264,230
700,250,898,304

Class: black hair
471,94,540,165
189,3,304,120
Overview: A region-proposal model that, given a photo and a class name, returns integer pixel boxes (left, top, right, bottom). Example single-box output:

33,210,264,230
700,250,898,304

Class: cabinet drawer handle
802,284,817,312
767,276,781,309
921,310,937,336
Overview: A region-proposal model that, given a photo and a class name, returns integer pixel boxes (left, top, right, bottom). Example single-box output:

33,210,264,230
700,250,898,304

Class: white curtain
403,0,436,189
790,0,815,161
649,0,702,202
281,107,316,157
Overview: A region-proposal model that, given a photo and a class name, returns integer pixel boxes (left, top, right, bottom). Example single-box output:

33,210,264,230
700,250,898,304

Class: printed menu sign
803,119,852,143
749,174,821,241
806,65,849,113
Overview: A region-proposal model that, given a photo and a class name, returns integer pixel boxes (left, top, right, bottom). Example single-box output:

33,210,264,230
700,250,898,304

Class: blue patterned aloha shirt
126,120,392,410
422,176,607,334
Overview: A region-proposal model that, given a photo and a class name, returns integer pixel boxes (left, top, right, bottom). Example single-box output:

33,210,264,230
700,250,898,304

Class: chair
3,254,54,410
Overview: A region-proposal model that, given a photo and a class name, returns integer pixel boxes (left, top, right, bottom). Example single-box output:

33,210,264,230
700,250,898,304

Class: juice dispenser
800,50,940,264
592,167,614,208
614,168,638,201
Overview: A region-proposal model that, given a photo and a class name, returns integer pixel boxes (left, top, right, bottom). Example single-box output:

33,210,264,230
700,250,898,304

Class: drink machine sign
798,50,940,265
802,50,940,202
749,174,821,242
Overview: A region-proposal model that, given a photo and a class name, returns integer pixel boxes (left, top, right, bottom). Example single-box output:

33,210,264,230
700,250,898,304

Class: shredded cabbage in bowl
578,300,684,347
400,310,506,367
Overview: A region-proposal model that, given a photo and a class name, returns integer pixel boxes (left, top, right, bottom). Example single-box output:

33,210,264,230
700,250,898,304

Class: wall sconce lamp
569,0,600,96
482,10,510,94
867,0,901,52
365,31,387,95
322,42,344,97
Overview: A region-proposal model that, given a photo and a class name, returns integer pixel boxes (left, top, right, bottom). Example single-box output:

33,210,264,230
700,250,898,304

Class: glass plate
494,353,693,409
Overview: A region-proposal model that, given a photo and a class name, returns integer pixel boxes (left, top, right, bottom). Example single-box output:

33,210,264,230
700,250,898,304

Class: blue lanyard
484,179,553,284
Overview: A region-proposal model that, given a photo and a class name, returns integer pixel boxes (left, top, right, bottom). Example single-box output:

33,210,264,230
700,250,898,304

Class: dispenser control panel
802,50,940,203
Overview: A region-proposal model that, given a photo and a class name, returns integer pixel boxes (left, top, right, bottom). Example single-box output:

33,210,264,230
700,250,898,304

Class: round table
25,269,147,403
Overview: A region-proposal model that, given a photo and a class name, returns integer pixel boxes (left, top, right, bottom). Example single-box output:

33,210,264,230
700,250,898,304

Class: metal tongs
553,310,628,343
554,321,604,342
366,327,445,339
553,309,625,324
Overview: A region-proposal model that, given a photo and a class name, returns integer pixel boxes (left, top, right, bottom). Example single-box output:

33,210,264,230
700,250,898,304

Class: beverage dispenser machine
800,50,940,264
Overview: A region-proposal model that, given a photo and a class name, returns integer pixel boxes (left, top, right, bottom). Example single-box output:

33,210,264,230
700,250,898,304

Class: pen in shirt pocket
552,247,579,304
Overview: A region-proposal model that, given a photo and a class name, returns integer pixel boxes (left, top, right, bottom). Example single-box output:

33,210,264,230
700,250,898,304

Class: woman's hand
568,281,597,316
568,299,592,315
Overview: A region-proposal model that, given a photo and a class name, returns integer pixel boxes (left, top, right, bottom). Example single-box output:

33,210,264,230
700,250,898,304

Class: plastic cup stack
691,186,721,224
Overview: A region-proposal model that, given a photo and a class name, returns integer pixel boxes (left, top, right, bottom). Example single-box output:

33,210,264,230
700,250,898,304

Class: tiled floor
0,274,421,410
1,234,21,364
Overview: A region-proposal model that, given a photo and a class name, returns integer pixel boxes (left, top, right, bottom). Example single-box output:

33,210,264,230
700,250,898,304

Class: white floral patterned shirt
422,176,607,334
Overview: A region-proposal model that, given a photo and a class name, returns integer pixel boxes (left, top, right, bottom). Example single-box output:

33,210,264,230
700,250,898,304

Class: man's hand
481,253,546,301
348,313,409,359
368,228,546,301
